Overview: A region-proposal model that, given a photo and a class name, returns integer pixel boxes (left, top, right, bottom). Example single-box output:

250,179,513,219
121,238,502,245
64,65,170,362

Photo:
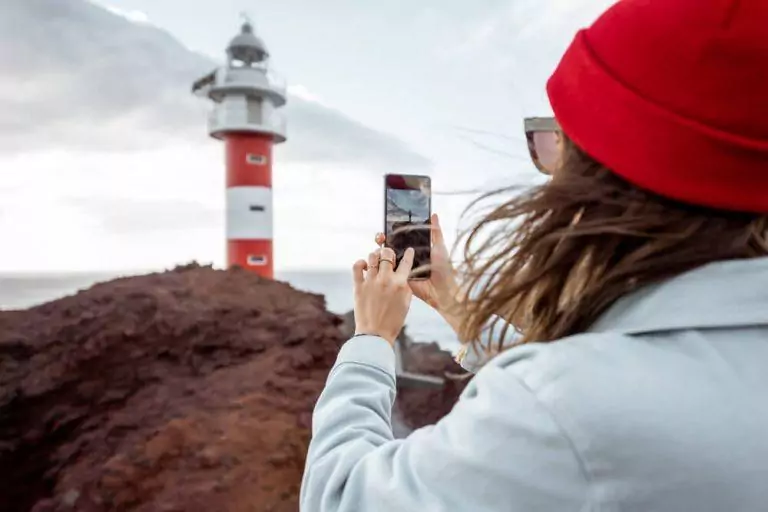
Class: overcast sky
0,0,615,273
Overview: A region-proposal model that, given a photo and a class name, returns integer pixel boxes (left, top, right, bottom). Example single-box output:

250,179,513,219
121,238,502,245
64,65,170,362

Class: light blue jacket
300,258,768,511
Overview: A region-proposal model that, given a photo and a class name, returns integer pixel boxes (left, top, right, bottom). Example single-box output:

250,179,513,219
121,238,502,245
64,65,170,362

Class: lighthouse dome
227,22,269,64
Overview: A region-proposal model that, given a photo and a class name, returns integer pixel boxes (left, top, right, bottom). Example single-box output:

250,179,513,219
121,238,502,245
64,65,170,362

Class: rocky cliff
0,264,469,512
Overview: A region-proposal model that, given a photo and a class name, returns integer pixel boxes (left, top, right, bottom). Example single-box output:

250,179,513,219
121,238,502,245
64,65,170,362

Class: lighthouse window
247,255,268,266
249,205,265,212
247,99,264,125
246,154,268,165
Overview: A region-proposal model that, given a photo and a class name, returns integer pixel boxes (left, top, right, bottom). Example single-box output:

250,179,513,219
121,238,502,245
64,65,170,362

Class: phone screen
385,174,432,279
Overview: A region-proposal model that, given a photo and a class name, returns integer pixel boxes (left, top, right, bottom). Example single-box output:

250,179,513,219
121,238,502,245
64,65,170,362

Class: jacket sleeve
300,335,588,512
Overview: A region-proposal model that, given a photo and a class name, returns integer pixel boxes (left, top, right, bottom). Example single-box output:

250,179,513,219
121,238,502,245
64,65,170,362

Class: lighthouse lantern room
192,18,287,278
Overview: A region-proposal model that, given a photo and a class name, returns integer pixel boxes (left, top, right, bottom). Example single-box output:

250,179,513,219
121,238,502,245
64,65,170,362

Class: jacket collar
587,257,768,335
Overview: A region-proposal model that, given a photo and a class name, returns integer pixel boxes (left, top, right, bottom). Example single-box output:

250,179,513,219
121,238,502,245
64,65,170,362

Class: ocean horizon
0,269,461,352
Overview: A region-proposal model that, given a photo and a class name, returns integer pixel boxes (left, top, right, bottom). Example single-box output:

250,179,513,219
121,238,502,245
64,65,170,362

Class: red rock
0,264,470,511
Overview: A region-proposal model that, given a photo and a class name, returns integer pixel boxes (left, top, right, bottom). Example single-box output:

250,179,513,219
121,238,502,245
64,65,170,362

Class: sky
0,0,616,273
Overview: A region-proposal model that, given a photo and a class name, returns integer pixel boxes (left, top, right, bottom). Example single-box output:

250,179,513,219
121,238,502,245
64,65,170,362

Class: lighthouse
192,19,287,278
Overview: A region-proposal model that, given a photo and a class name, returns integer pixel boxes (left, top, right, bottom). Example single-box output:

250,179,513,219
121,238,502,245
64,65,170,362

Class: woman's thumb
432,214,448,253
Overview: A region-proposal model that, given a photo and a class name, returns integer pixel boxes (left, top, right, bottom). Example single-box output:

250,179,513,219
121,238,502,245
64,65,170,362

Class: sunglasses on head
524,117,561,175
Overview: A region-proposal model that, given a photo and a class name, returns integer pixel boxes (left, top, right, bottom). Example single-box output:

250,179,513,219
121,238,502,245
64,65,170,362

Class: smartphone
384,174,432,280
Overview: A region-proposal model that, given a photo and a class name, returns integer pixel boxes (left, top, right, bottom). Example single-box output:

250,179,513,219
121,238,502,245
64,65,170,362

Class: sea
0,271,461,352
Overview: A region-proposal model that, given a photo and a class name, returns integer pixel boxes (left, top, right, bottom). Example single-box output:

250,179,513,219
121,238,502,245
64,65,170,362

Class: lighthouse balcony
208,107,287,143
197,67,287,107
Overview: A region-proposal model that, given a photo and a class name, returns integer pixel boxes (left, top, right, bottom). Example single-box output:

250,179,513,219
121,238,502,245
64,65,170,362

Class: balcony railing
213,67,287,102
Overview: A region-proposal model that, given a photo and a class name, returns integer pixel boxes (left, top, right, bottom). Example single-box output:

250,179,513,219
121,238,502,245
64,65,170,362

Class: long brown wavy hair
456,135,768,353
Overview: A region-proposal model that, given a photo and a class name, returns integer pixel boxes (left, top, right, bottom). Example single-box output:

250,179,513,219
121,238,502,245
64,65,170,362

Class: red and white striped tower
192,19,287,278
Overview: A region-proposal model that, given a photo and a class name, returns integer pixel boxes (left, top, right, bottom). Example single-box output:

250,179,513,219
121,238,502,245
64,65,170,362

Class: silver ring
378,258,395,268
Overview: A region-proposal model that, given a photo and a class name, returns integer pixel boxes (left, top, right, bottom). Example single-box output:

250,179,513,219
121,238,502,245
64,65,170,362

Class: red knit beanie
547,0,768,213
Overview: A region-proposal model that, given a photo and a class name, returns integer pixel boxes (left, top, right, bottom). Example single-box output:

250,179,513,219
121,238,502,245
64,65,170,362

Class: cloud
7,0,622,272
0,0,430,172
283,99,432,171
87,0,150,24
70,197,223,234
287,84,327,107
0,148,389,272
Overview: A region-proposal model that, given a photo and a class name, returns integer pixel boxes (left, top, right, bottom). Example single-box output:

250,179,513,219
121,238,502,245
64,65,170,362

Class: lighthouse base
228,239,274,278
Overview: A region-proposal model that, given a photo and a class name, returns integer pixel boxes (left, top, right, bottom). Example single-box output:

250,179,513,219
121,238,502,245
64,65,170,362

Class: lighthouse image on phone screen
385,174,431,279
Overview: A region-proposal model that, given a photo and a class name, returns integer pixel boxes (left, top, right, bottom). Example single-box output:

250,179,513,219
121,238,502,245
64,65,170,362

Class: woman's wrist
353,330,396,346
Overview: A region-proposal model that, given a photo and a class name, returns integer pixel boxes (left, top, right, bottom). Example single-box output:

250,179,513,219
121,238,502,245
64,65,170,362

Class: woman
301,0,768,510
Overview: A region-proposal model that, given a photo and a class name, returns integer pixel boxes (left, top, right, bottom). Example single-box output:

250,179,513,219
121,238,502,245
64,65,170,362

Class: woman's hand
352,246,415,346
375,213,465,338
